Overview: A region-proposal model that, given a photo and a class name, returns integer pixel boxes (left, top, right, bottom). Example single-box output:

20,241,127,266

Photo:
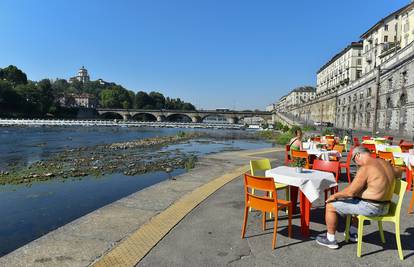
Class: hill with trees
0,65,196,118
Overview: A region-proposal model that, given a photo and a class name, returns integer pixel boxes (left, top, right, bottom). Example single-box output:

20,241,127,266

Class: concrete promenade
1,148,413,266
139,151,414,267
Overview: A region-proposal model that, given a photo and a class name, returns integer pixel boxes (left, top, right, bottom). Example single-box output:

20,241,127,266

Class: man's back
359,158,396,201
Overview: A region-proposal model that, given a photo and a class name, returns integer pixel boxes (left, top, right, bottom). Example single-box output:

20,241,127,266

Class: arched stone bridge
96,108,272,124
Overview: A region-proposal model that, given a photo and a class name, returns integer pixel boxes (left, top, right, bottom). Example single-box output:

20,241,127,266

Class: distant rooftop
317,41,363,74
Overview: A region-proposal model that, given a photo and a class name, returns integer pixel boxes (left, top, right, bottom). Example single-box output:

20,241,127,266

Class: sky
0,0,409,110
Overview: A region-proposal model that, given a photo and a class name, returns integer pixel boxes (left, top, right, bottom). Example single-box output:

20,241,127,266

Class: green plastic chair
345,179,408,260
340,136,349,152
385,147,405,166
250,159,289,216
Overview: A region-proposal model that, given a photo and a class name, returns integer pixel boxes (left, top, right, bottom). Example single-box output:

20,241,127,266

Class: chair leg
395,222,404,260
409,191,414,214
249,189,255,212
241,206,248,238
269,192,273,219
346,166,351,184
288,204,292,238
378,221,385,244
262,211,266,231
344,215,351,242
272,213,278,250
357,218,364,257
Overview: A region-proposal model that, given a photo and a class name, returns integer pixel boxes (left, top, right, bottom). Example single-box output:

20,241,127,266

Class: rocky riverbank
0,131,269,185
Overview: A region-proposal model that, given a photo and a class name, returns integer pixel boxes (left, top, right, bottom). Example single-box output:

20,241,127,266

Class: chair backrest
326,135,335,140
285,144,291,163
386,146,402,153
312,136,321,142
343,135,349,143
362,143,376,153
353,137,360,146
362,136,371,141
291,150,310,168
400,143,414,152
369,152,377,158
378,151,395,165
345,147,354,165
399,139,404,145
312,159,340,181
250,159,271,176
333,144,344,153
389,179,407,220
243,173,277,213
326,139,336,150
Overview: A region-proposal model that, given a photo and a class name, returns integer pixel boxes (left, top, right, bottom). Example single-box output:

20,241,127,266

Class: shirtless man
316,146,401,249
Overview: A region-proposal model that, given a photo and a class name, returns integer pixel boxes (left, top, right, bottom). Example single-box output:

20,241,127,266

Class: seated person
316,146,402,249
289,129,303,154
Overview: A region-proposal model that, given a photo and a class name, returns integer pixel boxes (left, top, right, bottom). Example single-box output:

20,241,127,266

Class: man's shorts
331,198,390,217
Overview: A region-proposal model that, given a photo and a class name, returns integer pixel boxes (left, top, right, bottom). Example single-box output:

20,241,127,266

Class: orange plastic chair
285,145,292,166
326,135,335,140
409,179,414,213
241,173,292,249
340,147,353,183
326,139,336,150
353,137,360,146
362,136,371,141
312,159,340,199
363,143,376,153
291,150,311,169
333,144,344,154
378,151,395,165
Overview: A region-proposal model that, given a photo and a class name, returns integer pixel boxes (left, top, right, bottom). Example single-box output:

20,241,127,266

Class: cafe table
306,148,341,161
376,144,401,152
265,166,336,237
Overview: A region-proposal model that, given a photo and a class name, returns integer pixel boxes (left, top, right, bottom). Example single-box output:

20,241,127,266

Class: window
367,87,372,96
388,78,393,91
356,70,362,79
360,92,364,99
384,24,388,31
401,71,408,86
357,59,362,65
384,35,388,42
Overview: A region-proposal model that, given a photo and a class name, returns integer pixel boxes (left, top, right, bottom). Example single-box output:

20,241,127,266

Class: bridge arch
201,114,227,123
131,113,157,122
166,114,192,123
99,112,124,120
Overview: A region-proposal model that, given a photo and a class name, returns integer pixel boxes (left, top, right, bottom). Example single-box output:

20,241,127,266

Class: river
0,126,271,256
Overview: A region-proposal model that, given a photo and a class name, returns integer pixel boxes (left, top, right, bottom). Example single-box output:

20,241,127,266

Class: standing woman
289,128,303,153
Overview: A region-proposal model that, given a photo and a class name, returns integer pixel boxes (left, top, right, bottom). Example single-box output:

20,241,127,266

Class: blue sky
0,0,408,110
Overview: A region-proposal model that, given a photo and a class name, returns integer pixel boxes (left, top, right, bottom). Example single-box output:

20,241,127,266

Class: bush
176,131,186,138
321,127,334,136
257,131,278,140
289,125,301,135
274,122,284,130
275,132,293,145
302,125,316,132
282,125,290,132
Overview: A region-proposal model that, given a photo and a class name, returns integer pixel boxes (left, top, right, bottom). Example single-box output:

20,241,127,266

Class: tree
0,80,23,111
37,79,55,114
0,65,28,85
135,91,153,109
99,85,133,108
149,91,166,109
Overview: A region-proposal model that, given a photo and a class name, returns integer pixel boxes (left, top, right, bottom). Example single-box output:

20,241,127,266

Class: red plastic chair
353,137,360,146
241,173,292,249
312,159,340,200
400,143,413,153
362,143,376,153
340,148,353,184
369,152,377,158
311,136,321,142
362,136,371,141
285,145,292,166
399,139,405,146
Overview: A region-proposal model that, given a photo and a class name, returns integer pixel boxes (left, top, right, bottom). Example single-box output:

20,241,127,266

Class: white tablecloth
306,149,341,161
376,144,401,152
393,152,414,169
265,166,337,203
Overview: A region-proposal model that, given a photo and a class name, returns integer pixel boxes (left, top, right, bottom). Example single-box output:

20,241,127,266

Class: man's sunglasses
352,152,360,163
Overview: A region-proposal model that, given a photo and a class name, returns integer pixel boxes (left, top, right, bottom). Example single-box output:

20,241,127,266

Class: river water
0,126,270,256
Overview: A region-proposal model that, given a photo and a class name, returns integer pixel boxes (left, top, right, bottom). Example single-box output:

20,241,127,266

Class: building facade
69,66,90,83
275,1,414,138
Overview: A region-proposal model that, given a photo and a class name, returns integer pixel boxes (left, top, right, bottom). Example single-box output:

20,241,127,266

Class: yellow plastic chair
250,159,290,216
345,179,408,260
386,147,405,166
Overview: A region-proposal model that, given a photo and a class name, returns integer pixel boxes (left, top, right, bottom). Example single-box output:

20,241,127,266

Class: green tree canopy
0,65,28,85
